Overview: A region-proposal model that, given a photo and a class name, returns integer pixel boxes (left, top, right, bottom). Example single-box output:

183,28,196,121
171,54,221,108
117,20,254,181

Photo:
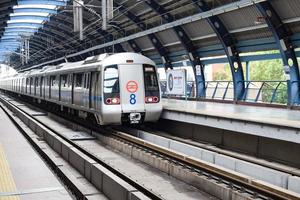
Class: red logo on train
126,81,138,93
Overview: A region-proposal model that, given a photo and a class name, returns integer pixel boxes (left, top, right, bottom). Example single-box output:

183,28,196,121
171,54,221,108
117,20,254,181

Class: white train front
0,53,163,125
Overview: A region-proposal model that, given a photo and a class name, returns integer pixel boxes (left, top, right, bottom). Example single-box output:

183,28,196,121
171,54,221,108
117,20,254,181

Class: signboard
126,80,138,93
283,65,290,81
195,65,202,76
166,69,187,95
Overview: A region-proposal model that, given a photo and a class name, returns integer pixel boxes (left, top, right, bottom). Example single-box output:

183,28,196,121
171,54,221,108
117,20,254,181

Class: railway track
0,94,164,200
105,129,300,200
1,93,300,200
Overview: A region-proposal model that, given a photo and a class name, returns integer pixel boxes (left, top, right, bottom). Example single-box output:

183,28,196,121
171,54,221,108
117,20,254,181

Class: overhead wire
29,0,201,64
30,0,139,59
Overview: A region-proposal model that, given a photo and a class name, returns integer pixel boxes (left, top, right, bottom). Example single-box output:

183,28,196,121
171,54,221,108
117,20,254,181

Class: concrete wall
156,119,300,168
133,128,300,192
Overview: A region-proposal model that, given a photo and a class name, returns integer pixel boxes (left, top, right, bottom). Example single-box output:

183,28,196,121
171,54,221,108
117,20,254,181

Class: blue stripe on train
57,91,103,101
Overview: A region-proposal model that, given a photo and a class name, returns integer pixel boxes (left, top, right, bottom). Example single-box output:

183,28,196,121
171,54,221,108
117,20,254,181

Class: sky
0,0,68,63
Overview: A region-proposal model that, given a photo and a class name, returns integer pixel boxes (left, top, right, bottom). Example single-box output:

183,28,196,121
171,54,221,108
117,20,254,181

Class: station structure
1,0,300,200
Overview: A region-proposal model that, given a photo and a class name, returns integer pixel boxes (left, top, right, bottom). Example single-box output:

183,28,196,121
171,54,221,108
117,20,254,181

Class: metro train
0,53,162,125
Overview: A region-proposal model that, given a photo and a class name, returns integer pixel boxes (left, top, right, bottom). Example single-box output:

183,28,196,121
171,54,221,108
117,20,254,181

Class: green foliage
213,64,232,81
250,59,285,81
250,59,287,104
212,57,287,104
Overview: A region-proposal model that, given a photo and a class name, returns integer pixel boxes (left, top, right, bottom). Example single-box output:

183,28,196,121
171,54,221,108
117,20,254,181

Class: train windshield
143,65,159,91
144,64,160,103
103,65,119,94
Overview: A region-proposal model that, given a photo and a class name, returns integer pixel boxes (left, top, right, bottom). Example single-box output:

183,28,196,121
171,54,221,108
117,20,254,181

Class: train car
0,52,162,125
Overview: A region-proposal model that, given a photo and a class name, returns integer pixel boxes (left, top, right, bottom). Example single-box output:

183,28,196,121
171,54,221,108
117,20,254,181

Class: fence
160,80,288,105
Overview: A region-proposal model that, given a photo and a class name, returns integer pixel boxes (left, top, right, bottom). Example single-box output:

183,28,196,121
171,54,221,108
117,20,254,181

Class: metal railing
160,80,288,105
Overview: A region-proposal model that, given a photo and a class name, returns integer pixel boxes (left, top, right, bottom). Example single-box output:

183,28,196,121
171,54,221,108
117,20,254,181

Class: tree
250,59,287,104
213,65,232,81
211,53,287,104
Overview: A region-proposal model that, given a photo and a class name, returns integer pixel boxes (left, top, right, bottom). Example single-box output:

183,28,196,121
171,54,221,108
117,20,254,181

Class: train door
60,74,68,102
73,73,84,106
49,76,55,99
91,71,101,110
22,78,26,94
35,77,39,96
18,79,20,92
83,72,91,108
26,78,29,94
40,76,44,98
27,78,30,94
118,64,145,113
55,75,60,100
30,77,33,95
66,74,72,104
45,76,50,99
68,74,75,104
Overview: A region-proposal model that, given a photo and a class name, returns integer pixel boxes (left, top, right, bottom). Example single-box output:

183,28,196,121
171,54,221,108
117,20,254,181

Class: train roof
3,53,156,79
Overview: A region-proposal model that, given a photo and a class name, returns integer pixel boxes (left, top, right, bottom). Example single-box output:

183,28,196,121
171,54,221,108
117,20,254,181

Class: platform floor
162,99,300,129
0,107,73,200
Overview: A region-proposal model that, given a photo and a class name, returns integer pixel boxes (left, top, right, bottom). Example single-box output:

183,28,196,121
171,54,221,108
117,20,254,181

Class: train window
35,77,39,87
67,75,72,87
60,75,67,87
46,77,50,86
143,65,159,91
75,73,83,88
85,73,90,89
50,76,56,86
83,74,87,88
103,66,119,94
30,77,33,86
87,75,90,89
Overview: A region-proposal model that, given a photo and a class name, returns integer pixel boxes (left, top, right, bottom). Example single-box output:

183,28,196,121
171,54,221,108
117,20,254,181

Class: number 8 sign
130,94,136,105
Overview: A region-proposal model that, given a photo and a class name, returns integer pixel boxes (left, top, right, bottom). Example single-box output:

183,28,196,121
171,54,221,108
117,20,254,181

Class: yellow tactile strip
0,143,19,200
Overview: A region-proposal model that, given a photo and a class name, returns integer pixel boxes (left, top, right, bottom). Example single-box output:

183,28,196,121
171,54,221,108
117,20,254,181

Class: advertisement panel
166,69,187,95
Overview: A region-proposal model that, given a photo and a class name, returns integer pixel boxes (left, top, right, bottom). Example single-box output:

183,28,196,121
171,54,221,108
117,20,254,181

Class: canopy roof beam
145,0,206,97
191,0,245,100
257,1,300,105
117,2,172,69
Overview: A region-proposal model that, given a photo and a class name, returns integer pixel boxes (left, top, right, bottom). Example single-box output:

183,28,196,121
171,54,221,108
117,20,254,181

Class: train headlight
105,97,120,105
145,96,158,103
112,98,120,104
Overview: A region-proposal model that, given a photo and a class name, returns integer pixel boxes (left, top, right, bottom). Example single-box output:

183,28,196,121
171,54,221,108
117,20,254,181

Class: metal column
145,0,206,97
192,0,245,100
257,2,300,105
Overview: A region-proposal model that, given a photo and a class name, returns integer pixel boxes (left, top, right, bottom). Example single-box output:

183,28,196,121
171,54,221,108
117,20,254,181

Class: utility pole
102,0,113,30
73,0,84,40
20,36,30,65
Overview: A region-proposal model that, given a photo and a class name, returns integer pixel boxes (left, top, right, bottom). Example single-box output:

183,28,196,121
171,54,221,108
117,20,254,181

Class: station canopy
0,0,66,63
0,0,299,70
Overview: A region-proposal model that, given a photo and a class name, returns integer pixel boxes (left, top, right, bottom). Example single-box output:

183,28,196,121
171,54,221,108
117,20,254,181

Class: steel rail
109,130,300,200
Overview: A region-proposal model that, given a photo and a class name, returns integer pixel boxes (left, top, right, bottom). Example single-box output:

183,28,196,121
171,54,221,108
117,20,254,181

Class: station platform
0,106,72,200
161,99,300,144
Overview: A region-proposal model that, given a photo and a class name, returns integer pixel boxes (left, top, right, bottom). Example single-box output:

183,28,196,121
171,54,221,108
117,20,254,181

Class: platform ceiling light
10,12,50,17
6,26,40,29
13,4,58,10
0,0,68,65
